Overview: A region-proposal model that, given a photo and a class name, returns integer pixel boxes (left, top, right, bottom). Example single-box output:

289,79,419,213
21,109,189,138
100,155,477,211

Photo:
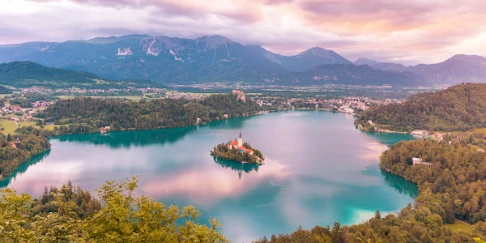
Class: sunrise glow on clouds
1,0,486,64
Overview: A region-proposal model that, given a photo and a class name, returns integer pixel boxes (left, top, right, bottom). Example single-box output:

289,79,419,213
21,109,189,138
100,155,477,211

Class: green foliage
0,128,51,178
0,85,13,94
38,93,261,133
31,181,101,219
380,138,486,224
9,98,32,108
211,143,264,163
0,177,228,242
0,188,35,242
356,83,486,132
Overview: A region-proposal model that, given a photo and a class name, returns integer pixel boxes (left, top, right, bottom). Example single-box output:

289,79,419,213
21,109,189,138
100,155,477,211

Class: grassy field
58,95,146,100
43,124,56,131
444,220,475,234
18,121,36,128
476,128,486,134
0,119,18,134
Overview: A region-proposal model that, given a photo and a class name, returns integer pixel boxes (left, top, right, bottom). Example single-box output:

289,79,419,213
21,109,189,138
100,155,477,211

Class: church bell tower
238,131,243,147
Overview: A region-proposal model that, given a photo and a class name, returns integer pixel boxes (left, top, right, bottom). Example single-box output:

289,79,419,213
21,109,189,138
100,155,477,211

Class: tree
85,176,228,242
374,210,382,220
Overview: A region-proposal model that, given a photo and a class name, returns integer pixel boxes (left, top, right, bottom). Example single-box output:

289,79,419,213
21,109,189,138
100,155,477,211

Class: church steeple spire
238,131,243,147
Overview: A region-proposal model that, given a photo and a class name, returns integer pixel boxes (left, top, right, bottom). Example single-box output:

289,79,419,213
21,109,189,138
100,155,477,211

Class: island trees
211,142,264,164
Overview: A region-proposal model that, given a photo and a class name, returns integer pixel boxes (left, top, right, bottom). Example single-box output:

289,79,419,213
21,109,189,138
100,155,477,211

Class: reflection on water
213,157,260,177
363,131,414,146
0,150,51,188
381,170,419,198
1,111,418,242
57,126,197,148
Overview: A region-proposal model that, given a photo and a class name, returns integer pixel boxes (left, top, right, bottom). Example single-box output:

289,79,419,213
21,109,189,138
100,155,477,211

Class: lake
1,111,417,242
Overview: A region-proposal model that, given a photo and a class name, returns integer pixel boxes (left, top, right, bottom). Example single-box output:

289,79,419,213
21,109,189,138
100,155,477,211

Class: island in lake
211,131,265,164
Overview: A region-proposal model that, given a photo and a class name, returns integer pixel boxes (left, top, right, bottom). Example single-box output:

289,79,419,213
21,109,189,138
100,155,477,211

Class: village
251,95,404,115
1,100,52,122
20,86,166,96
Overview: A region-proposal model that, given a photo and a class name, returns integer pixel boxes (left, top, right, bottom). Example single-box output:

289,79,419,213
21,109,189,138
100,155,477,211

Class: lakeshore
1,111,416,242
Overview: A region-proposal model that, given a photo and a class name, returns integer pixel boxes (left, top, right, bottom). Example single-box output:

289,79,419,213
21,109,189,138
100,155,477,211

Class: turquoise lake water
1,111,417,242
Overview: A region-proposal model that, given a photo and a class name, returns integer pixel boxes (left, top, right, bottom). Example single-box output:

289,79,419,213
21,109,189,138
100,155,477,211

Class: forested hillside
0,85,13,94
0,127,50,178
38,93,261,132
0,61,158,89
381,138,486,224
356,83,486,132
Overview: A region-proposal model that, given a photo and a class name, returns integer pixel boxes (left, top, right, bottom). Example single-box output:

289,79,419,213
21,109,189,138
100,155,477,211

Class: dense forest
380,138,486,224
355,83,486,132
37,93,262,133
0,177,227,242
0,127,50,178
0,85,13,94
211,142,264,163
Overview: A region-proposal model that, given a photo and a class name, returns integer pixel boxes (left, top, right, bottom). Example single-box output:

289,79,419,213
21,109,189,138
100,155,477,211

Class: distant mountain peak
277,46,352,71
299,46,333,57
196,35,234,48
354,58,378,66
84,34,151,44
446,54,486,62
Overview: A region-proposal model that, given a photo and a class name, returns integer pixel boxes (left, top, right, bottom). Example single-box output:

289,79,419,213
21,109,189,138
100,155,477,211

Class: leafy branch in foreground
0,176,228,243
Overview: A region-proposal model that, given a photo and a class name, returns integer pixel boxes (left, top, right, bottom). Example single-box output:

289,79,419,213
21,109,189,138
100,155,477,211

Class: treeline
0,127,50,178
255,208,476,243
0,177,227,242
0,85,12,94
356,83,486,132
37,93,261,132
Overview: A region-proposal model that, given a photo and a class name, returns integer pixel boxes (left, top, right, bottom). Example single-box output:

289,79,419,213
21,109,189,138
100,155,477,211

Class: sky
1,0,486,65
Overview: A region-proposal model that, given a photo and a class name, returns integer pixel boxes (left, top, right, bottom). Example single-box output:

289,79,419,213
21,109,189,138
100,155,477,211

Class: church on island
227,131,254,155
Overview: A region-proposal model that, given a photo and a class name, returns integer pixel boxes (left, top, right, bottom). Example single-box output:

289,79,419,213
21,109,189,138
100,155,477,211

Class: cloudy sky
1,0,486,64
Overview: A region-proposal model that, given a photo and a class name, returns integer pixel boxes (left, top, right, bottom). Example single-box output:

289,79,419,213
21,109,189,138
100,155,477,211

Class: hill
355,58,408,72
408,54,486,85
289,64,421,85
355,55,486,85
0,61,158,89
276,47,352,72
0,35,418,86
355,83,486,132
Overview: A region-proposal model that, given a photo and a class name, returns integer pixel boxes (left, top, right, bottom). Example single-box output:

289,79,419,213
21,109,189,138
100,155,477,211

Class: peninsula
211,132,265,164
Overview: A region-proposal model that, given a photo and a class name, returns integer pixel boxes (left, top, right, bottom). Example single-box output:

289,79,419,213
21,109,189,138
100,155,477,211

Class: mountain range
354,55,486,85
0,34,485,86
